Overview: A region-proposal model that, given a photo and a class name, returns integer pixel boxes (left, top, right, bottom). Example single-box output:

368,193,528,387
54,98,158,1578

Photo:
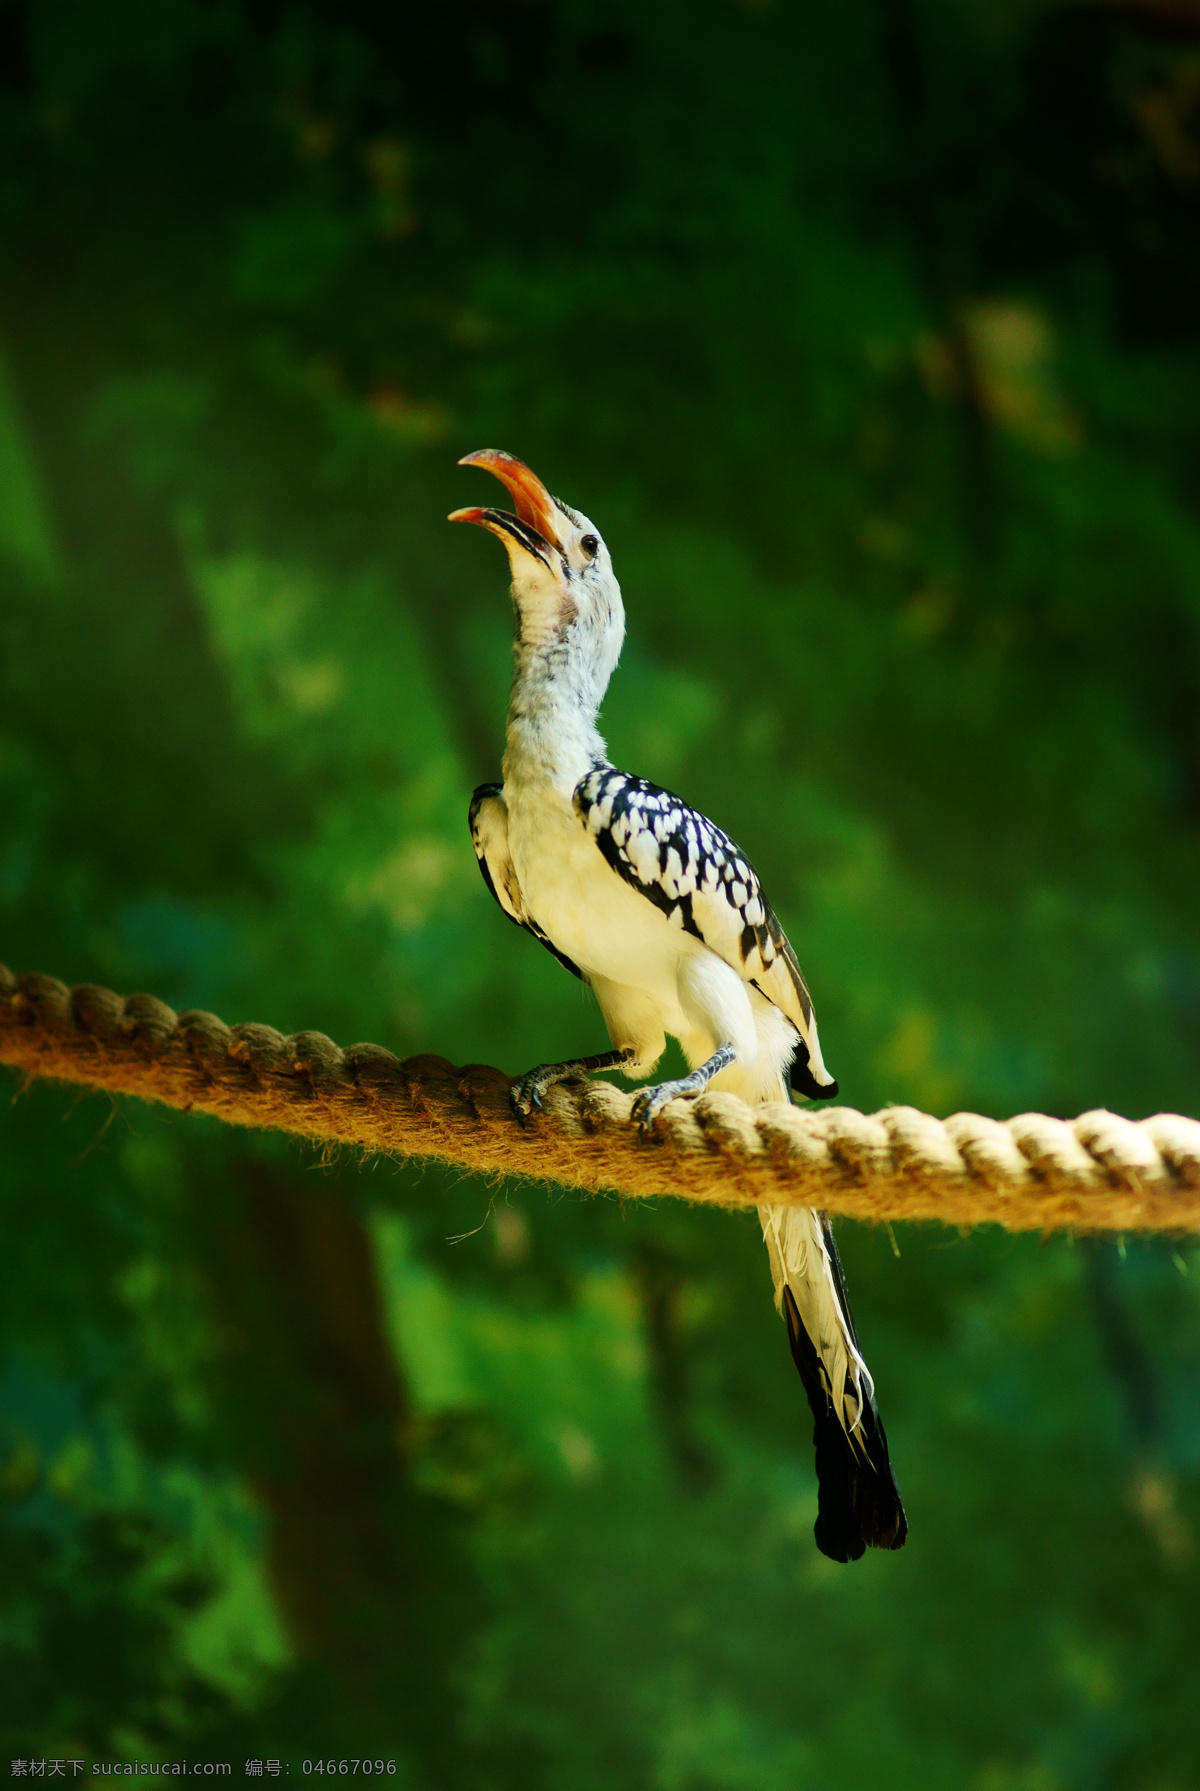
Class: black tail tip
781,1286,907,1563
815,1470,908,1563
811,1407,908,1563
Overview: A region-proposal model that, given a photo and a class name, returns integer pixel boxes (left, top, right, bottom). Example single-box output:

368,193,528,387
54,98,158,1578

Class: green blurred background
2,0,1200,1780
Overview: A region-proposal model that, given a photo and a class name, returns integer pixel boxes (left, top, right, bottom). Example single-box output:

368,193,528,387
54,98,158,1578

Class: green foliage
2,0,1200,1782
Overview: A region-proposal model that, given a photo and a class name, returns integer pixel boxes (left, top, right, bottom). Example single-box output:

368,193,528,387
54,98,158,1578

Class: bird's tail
759,1202,907,1562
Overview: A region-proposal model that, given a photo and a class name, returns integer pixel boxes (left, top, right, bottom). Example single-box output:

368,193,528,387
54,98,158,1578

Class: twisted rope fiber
2,963,1199,1232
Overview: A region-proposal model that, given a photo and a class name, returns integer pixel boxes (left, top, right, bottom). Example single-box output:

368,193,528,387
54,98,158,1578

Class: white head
450,450,625,721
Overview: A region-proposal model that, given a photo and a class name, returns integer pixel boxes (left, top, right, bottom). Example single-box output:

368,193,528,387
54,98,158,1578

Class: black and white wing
469,783,584,982
575,766,836,1096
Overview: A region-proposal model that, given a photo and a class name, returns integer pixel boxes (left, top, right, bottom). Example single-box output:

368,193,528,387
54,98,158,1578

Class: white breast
505,783,691,1010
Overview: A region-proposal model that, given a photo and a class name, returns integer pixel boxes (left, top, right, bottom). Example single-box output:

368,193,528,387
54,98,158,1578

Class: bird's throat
504,649,609,794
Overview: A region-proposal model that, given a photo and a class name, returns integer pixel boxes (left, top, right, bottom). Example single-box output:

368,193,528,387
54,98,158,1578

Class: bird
450,449,907,1562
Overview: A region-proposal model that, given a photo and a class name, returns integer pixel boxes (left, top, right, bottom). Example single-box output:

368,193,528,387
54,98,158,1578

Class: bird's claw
510,1070,550,1125
630,1079,692,1138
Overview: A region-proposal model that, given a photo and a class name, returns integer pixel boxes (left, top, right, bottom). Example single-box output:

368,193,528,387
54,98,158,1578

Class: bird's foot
630,1075,702,1135
629,1045,735,1137
510,1062,574,1124
511,1048,639,1123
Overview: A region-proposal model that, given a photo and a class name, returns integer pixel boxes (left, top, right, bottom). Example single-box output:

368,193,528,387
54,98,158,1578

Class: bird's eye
580,534,599,560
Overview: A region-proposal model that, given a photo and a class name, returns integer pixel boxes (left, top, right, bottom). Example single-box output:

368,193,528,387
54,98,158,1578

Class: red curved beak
449,449,564,554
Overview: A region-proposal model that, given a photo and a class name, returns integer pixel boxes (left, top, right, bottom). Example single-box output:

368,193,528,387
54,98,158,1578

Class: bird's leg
511,1047,637,1122
629,1044,737,1134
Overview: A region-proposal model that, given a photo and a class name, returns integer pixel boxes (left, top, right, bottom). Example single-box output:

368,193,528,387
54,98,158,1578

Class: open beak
449,450,565,562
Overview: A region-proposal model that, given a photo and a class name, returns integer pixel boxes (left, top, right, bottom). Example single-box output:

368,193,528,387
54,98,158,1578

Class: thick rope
2,962,1199,1233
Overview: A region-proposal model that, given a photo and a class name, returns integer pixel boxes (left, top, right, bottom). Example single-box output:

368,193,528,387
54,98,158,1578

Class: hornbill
451,450,906,1562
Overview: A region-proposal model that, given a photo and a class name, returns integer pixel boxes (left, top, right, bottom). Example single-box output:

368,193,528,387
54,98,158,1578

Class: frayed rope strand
2,963,1199,1233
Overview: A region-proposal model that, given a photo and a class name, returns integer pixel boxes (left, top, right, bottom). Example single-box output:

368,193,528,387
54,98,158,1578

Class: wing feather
575,766,831,1087
469,783,585,981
